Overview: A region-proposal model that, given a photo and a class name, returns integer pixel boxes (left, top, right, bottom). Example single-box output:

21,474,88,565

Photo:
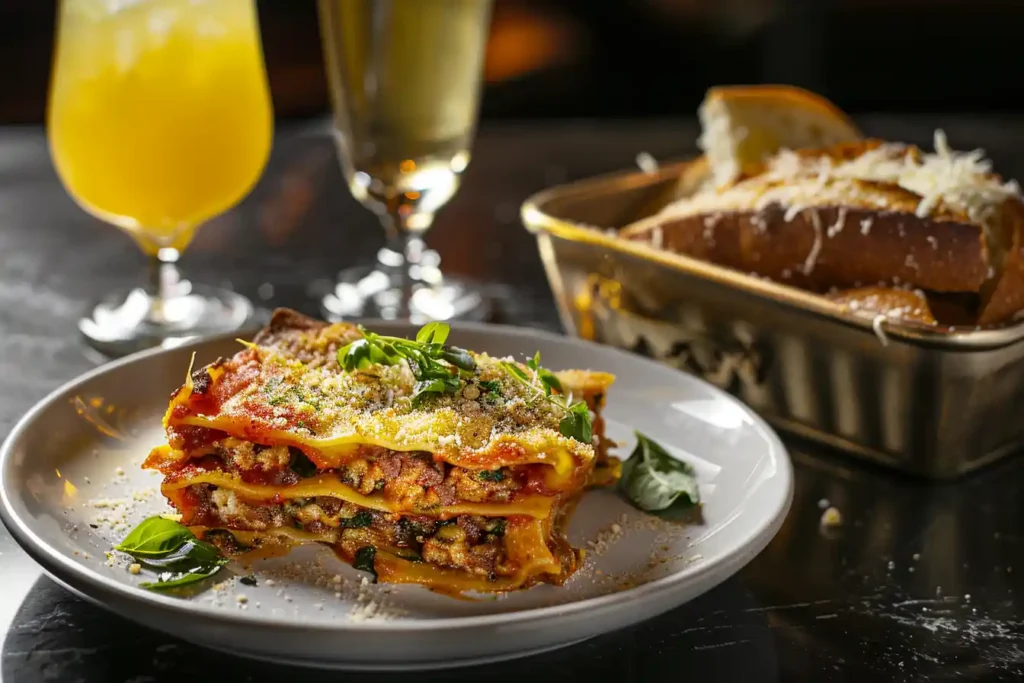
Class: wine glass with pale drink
317,0,494,322
48,0,273,355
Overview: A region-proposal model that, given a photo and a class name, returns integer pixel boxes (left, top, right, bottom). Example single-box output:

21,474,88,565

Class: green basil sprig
115,516,228,591
500,352,593,444
338,325,593,443
618,432,700,512
337,323,476,405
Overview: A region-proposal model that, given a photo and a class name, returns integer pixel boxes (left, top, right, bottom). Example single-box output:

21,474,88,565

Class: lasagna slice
144,309,617,593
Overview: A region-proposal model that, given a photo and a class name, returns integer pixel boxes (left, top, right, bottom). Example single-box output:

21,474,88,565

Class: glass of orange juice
48,0,273,355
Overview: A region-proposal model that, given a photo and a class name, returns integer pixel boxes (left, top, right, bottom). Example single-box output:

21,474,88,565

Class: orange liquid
48,0,273,254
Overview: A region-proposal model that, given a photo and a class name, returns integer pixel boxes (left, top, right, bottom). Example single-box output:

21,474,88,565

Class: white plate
0,322,792,670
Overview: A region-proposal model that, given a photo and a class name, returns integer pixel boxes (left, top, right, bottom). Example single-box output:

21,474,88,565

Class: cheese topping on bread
665,133,1022,230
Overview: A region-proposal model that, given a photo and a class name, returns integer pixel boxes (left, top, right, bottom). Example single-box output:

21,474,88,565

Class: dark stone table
3,118,1024,682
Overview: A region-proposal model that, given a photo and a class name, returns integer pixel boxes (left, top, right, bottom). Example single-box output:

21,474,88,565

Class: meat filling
193,439,524,509
190,486,511,577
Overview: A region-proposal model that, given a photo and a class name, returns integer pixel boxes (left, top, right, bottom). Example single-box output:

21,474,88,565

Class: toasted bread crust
624,204,988,295
622,139,1024,327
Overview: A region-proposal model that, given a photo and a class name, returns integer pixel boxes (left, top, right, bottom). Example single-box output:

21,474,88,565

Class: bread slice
622,135,1024,326
697,85,862,189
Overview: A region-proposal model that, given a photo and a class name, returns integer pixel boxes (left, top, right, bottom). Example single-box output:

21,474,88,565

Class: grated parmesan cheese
827,207,848,238
697,96,742,187
664,130,1020,236
635,151,659,174
803,210,824,275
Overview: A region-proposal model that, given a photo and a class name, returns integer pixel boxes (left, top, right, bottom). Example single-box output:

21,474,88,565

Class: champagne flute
317,0,493,322
47,0,273,355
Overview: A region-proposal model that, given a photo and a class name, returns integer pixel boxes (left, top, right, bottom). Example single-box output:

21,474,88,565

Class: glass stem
379,212,432,319
147,247,182,325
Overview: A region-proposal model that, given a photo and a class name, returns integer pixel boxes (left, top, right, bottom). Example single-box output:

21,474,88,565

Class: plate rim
0,320,793,633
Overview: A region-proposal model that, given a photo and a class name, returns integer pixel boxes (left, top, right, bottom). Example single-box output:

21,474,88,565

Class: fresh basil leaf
289,447,318,478
117,517,230,591
135,538,222,569
502,361,530,383
416,322,450,345
537,368,563,396
440,347,476,372
476,469,504,482
414,356,455,382
140,559,227,590
618,432,700,512
115,516,194,557
558,402,593,444
478,380,502,395
522,352,563,395
353,546,378,583
338,510,373,528
412,378,450,405
337,339,373,371
373,339,401,365
403,348,438,381
526,351,541,372
337,336,401,372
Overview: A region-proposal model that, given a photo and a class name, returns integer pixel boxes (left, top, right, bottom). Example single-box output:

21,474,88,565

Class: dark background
2,0,1023,125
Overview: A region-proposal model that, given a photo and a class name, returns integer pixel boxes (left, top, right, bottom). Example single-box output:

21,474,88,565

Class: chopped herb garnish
289,447,318,478
500,352,593,444
239,574,258,587
338,323,475,405
486,519,507,537
338,510,373,528
559,402,593,444
416,321,450,345
412,377,460,406
502,361,530,384
478,379,502,397
618,432,700,512
353,546,378,582
527,352,564,395
115,516,228,591
476,469,504,482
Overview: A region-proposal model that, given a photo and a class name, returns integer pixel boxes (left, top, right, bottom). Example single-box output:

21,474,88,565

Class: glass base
320,264,488,323
79,282,255,357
